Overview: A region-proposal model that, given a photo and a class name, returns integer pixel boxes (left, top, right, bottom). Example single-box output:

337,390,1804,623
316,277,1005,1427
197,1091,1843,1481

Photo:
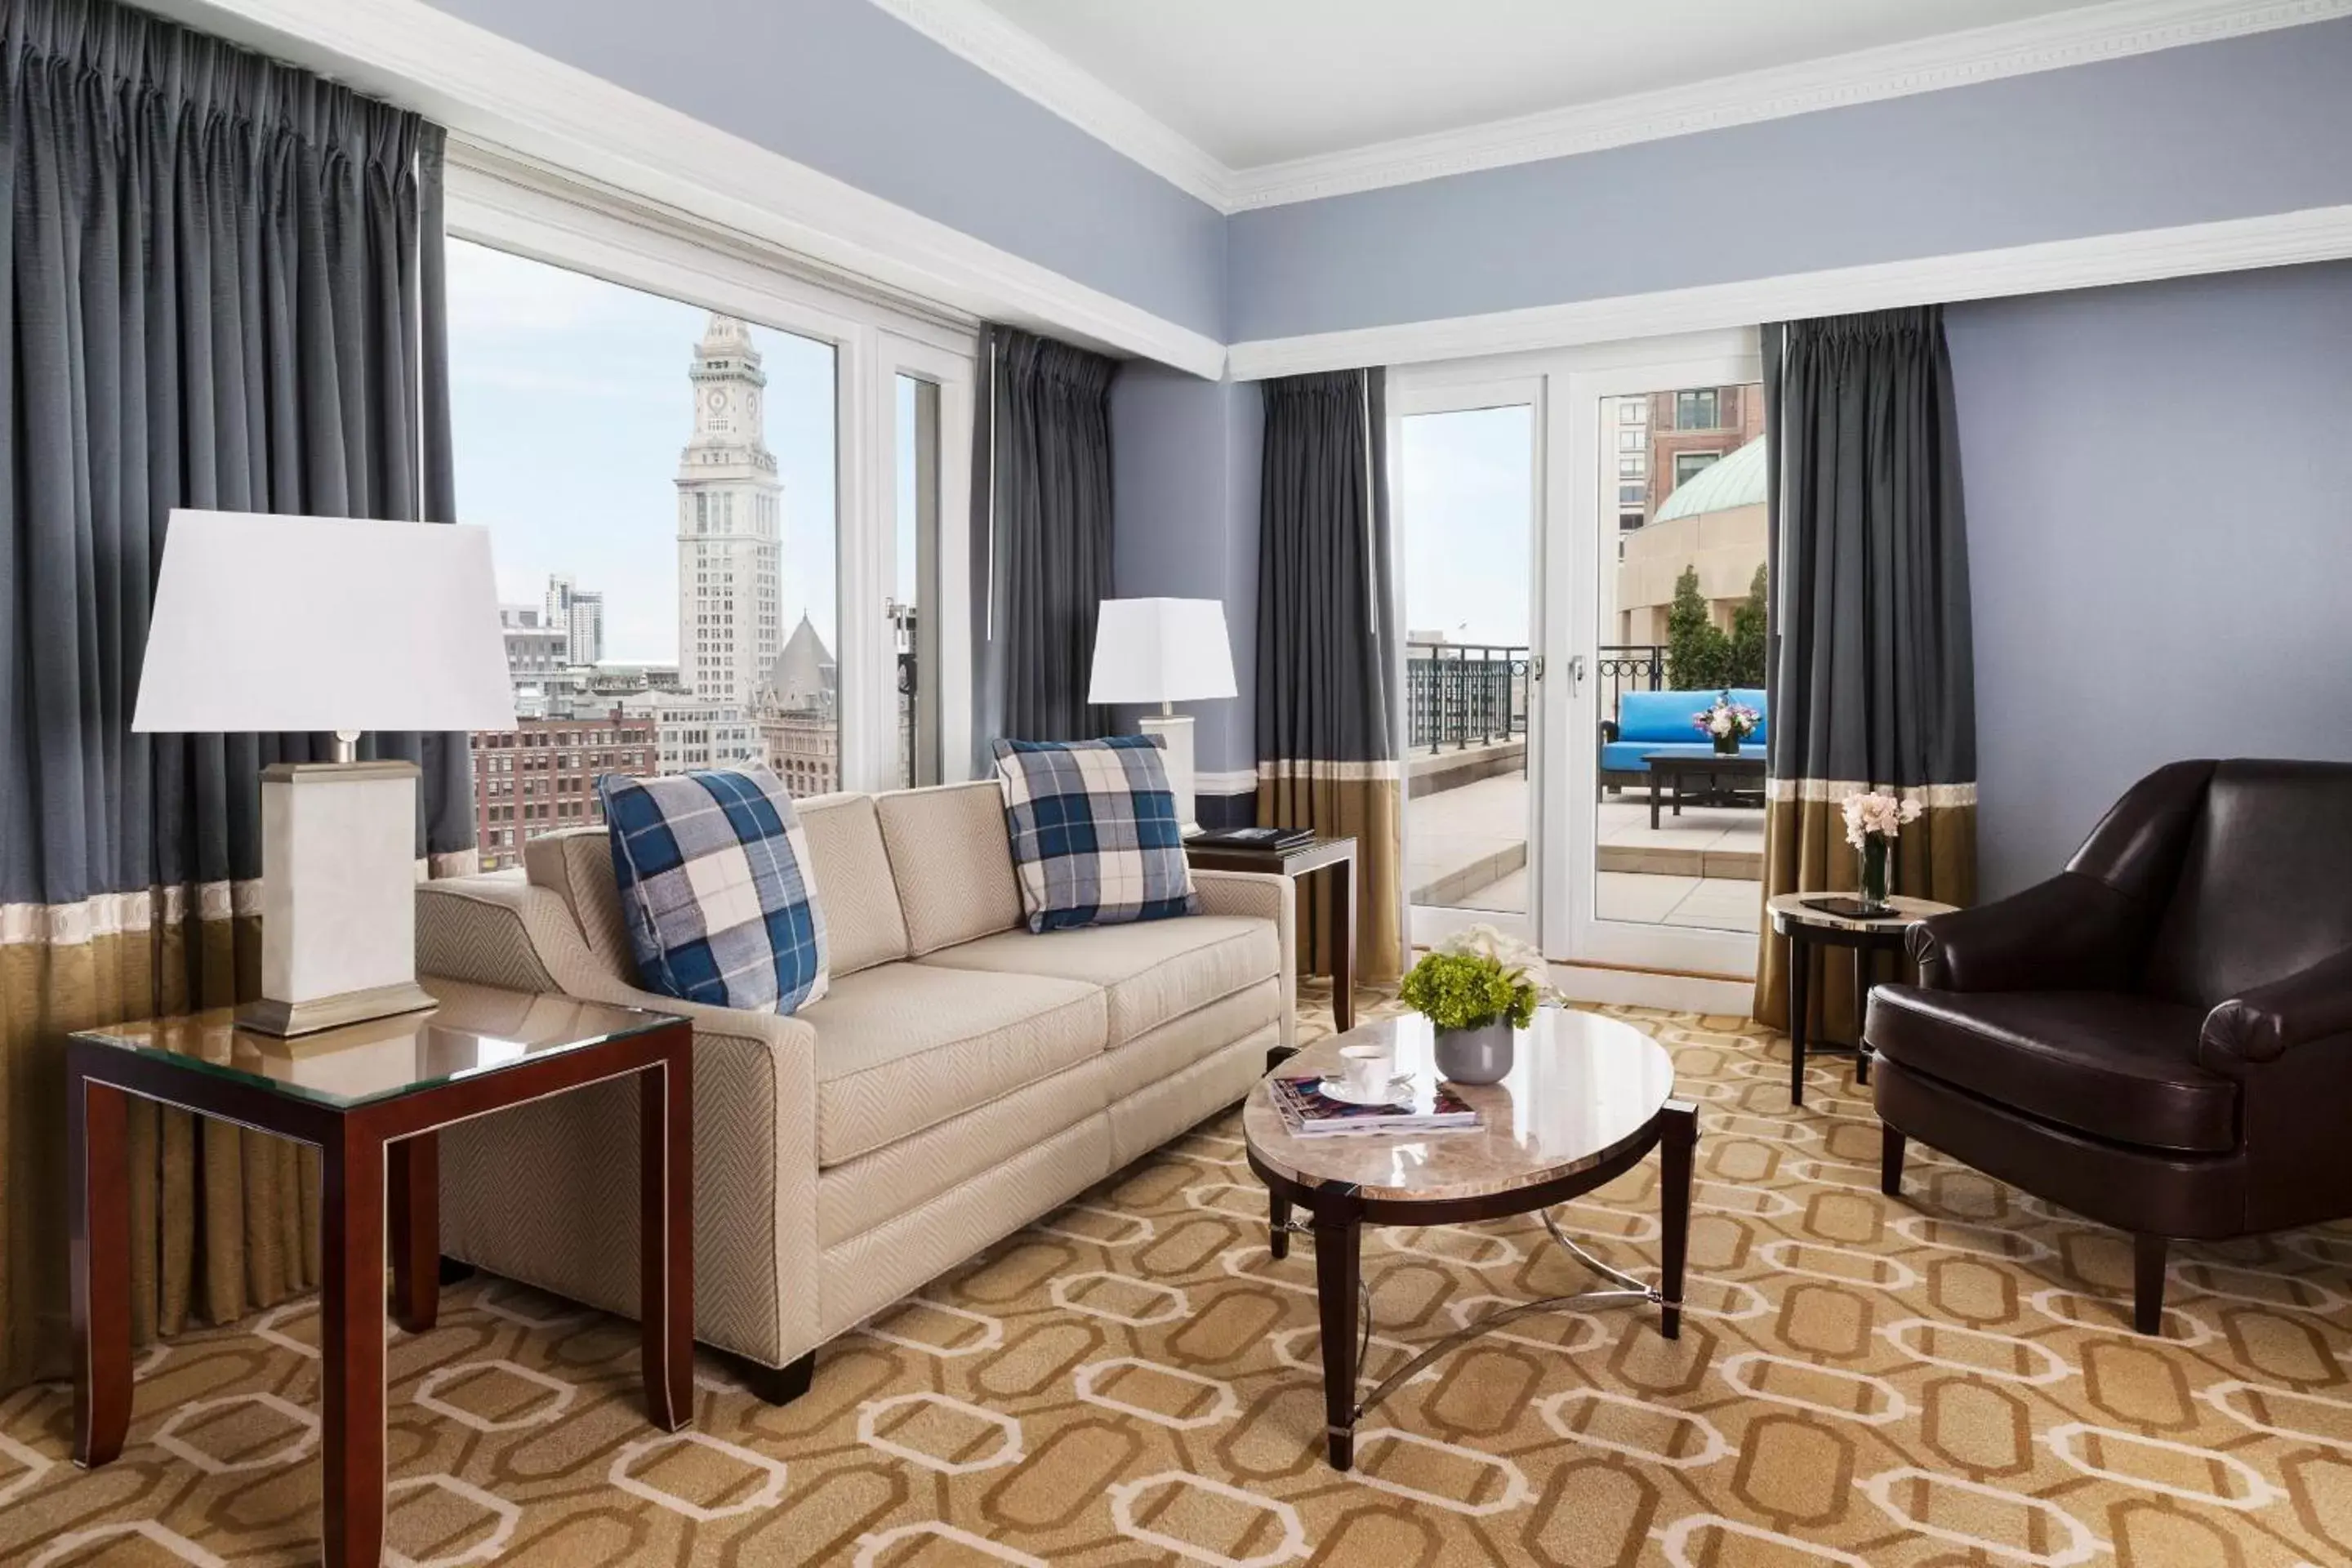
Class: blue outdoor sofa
1599,688,1768,796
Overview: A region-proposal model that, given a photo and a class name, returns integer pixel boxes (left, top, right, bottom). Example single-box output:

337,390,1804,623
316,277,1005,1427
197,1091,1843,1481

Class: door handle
1566,653,1587,693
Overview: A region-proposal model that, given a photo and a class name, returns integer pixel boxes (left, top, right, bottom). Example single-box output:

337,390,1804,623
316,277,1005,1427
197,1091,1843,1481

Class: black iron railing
1597,643,1667,720
1405,642,1668,751
1406,643,1528,751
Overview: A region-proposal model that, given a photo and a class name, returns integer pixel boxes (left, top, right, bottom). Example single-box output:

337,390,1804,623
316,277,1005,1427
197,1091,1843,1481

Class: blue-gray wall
426,0,1227,338
1946,259,2352,899
1228,19,2352,342
1109,364,1261,785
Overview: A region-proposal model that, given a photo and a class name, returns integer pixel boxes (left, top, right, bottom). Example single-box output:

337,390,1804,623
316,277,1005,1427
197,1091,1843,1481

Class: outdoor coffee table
1243,1009,1695,1471
1642,751,1767,829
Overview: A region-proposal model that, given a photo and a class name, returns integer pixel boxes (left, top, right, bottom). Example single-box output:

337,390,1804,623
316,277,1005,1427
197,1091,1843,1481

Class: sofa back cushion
599,766,830,1013
796,793,911,975
524,830,635,982
875,782,1024,956
2144,760,2352,1009
1618,688,1768,746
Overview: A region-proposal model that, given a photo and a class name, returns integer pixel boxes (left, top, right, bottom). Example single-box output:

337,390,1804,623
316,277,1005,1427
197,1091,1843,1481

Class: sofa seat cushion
914,915,1277,1047
1868,986,2237,1154
804,962,1106,1167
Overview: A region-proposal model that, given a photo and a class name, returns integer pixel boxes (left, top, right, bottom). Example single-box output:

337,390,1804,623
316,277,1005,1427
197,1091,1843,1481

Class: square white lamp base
239,760,437,1037
1139,713,1201,838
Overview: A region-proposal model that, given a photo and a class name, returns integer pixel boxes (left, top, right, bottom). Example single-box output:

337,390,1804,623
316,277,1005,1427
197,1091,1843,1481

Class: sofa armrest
1193,867,1298,1050
1600,719,1620,744
2199,947,2352,1067
1906,871,2142,993
417,875,824,1363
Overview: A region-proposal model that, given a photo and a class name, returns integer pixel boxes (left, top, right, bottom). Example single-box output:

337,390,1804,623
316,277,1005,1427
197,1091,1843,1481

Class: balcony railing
1404,642,1670,751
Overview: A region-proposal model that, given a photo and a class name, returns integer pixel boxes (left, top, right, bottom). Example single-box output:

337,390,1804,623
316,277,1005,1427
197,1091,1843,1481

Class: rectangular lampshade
132,510,518,735
1088,597,1238,706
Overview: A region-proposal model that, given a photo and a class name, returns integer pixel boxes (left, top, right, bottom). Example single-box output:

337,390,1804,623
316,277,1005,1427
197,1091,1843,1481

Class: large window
442,201,972,867
1675,388,1721,430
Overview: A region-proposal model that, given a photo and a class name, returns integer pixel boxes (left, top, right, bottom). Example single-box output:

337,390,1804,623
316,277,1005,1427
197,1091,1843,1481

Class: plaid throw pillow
993,736,1200,933
598,764,830,1014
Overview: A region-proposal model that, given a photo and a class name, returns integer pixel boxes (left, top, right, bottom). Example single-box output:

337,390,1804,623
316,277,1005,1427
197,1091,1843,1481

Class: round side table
1766,893,1956,1108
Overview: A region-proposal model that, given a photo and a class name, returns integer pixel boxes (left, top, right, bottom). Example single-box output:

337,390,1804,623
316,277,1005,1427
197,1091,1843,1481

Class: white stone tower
675,314,783,705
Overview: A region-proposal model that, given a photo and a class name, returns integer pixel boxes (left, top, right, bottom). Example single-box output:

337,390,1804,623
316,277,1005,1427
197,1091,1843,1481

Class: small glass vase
1858,835,1892,915
1713,731,1740,756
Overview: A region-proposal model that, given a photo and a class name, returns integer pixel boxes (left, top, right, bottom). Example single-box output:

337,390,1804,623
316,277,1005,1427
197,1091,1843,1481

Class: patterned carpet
8,985,2352,1566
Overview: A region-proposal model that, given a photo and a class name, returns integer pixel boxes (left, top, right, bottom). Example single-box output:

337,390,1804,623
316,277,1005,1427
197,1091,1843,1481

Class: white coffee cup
1336,1043,1392,1100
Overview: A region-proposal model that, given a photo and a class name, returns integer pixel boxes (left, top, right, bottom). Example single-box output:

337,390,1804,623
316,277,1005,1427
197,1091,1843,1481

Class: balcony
1404,641,1762,930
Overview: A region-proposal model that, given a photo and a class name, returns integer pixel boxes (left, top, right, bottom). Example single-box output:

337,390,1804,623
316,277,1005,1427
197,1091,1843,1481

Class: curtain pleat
1753,308,1979,1040
970,323,1117,760
1255,368,1405,982
0,0,457,1392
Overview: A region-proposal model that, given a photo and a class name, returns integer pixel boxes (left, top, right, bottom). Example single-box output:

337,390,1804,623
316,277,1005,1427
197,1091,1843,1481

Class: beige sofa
413,779,1293,1397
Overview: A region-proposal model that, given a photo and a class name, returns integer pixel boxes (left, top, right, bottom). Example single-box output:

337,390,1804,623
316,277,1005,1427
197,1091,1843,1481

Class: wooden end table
1186,835,1358,1039
68,979,693,1568
1767,893,1957,1108
1243,1009,1695,1471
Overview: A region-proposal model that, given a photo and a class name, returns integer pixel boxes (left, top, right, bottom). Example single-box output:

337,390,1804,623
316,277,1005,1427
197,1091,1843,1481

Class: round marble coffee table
1242,1008,1695,1471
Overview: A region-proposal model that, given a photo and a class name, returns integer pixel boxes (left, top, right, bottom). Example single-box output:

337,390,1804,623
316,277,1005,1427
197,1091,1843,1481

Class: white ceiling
977,0,2123,169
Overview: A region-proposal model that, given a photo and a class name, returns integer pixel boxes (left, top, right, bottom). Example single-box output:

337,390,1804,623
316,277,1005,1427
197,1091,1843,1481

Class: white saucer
1318,1074,1415,1108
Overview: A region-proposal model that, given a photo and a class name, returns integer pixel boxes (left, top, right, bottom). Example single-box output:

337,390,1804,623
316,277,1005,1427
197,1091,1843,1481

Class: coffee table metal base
1250,1099,1697,1472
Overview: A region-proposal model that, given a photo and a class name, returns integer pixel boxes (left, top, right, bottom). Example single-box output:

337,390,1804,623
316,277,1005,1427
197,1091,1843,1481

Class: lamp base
1138,713,1200,837
238,980,439,1038
254,759,432,1038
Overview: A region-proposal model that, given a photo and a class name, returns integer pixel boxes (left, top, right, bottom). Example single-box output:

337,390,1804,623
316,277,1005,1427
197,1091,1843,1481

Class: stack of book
1270,1075,1481,1137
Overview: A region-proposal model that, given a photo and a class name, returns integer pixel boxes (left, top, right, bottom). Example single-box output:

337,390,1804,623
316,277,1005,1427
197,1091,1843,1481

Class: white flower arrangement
1436,924,1560,1000
1841,790,1922,850
1692,691,1762,742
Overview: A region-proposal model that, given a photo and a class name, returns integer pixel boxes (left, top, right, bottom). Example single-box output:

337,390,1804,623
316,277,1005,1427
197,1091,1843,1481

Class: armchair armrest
1600,719,1620,744
1193,867,1298,1050
2199,947,2352,1067
1906,871,2143,992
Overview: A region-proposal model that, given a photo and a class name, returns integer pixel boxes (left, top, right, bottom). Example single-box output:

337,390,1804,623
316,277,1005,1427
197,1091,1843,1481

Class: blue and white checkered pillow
598,765,830,1014
992,736,1200,933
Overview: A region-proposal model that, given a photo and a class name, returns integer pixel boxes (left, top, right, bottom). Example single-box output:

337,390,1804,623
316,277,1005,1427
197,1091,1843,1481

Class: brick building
1643,384,1764,524
470,715,657,872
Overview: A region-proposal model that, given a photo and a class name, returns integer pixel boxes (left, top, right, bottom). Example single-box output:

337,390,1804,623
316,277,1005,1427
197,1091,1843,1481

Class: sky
445,238,841,664
1397,405,1536,648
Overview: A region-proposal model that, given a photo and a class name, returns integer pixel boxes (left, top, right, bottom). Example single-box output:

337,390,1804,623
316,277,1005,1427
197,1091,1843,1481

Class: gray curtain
1755,307,1979,1039
0,0,460,1390
1255,368,1405,982
970,323,1116,763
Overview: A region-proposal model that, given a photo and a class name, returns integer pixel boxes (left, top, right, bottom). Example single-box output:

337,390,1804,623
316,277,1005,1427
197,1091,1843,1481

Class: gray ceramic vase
1433,1018,1515,1085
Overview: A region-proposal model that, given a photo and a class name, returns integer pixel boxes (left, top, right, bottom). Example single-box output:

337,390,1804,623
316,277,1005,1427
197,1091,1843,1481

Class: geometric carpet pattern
6,986,2352,1566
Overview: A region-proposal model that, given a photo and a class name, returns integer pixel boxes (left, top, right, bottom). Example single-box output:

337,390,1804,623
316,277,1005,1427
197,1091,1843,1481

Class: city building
468,714,655,872
1643,384,1765,524
1615,434,1766,645
542,573,606,665
676,315,783,708
754,612,840,795
612,691,762,774
497,604,570,719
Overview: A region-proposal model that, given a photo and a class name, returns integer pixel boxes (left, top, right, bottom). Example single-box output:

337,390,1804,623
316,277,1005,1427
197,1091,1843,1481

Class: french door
1391,330,1765,987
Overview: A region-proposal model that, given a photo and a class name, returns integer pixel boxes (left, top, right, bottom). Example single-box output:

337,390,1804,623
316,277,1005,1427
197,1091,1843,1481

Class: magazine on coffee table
1271,1075,1481,1137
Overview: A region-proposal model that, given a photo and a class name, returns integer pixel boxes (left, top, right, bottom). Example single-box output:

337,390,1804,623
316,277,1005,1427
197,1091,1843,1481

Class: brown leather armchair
1866,760,2352,1334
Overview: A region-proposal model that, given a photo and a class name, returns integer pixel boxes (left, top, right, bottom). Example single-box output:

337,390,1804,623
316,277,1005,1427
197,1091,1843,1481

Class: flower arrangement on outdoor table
1840,789,1923,914
1399,925,1559,1084
1692,690,1762,755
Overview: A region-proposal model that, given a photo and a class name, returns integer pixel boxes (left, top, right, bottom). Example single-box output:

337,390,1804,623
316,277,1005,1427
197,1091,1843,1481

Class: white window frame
443,149,981,790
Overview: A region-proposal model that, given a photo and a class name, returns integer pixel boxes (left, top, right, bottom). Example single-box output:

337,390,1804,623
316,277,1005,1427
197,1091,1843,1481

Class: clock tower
675,314,783,707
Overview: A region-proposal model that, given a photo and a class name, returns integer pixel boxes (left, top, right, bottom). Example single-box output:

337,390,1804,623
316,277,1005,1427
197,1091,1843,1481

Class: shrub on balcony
1666,564,1768,692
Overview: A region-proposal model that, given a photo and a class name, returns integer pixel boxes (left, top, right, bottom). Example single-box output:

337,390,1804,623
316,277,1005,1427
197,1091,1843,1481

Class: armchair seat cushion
1869,986,2237,1154
1600,741,1766,774
915,916,1277,1048
802,963,1107,1167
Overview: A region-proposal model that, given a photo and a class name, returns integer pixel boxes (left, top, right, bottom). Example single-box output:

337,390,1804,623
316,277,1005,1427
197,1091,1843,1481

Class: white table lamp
1088,597,1237,835
134,511,517,1035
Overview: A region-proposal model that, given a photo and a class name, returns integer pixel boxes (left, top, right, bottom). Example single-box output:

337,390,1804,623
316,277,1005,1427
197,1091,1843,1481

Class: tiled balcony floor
1409,769,1762,931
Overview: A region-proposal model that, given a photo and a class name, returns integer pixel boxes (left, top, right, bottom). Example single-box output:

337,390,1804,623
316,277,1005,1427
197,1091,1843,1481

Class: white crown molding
864,0,2350,214
1226,204,2352,380
864,0,1232,212
1229,0,2352,209
146,0,1227,379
